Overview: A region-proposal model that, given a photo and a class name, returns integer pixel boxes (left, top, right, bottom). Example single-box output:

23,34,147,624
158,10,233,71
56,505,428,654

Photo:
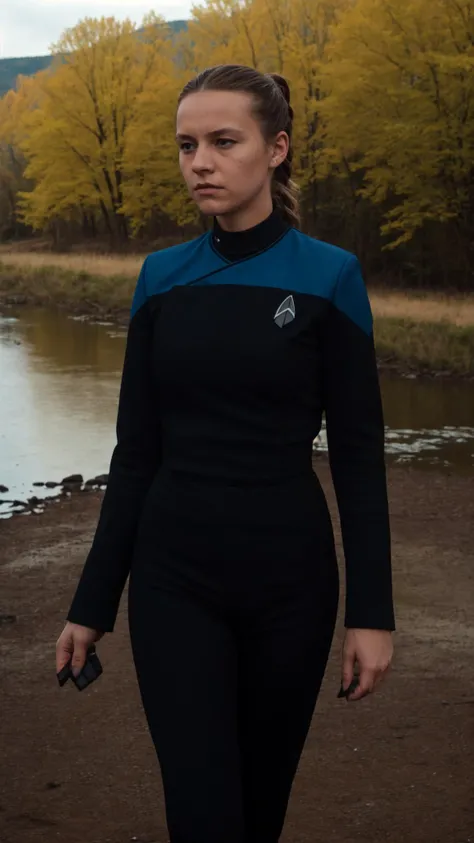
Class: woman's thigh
128,575,245,843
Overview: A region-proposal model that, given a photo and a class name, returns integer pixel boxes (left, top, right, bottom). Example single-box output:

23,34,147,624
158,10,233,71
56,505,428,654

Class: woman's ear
269,131,290,170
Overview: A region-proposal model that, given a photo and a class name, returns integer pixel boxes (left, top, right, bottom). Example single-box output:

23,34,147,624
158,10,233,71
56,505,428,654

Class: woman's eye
179,139,235,152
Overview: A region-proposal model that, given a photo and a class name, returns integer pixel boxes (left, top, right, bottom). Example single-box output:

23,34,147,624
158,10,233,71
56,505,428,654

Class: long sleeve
321,254,395,631
67,257,161,632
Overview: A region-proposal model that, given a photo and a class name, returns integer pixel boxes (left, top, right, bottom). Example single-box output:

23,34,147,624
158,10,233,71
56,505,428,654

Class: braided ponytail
178,64,301,229
266,74,300,228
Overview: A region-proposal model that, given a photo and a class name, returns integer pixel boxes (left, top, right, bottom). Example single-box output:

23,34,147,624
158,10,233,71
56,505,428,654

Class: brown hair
178,64,300,228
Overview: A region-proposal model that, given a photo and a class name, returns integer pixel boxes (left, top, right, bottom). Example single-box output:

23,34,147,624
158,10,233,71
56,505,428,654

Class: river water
1,307,473,518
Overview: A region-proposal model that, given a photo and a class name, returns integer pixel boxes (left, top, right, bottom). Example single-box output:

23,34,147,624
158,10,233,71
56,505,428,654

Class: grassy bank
0,253,139,319
1,252,474,376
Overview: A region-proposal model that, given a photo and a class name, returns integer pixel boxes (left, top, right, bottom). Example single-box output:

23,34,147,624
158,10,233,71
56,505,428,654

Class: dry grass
375,318,474,375
1,250,473,326
0,256,137,314
370,290,474,328
0,251,145,279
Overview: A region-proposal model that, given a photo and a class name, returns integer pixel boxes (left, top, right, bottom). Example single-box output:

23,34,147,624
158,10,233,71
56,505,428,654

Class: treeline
0,0,473,290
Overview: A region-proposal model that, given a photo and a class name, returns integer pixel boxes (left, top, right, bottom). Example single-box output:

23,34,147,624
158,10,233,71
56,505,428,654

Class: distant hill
0,20,188,98
0,56,53,97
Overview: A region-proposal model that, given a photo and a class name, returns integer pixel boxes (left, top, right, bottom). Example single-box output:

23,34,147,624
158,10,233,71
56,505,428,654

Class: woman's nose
191,144,214,173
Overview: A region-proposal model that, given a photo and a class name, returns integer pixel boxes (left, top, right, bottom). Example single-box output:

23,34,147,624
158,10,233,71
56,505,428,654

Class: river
1,307,473,518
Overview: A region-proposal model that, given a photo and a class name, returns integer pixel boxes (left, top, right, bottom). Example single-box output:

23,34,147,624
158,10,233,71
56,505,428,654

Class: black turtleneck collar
211,208,290,262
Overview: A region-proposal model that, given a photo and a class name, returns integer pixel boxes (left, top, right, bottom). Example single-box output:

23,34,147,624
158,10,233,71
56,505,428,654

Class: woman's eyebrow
208,127,244,138
176,128,244,141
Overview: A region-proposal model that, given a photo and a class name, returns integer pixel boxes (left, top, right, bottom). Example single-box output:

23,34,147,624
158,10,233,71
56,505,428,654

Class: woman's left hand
341,628,393,701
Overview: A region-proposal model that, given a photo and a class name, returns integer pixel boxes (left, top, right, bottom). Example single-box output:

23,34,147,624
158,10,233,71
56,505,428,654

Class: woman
56,65,395,843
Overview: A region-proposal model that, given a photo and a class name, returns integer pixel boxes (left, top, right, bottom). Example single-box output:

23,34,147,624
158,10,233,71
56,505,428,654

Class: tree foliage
321,0,474,256
0,1,473,286
15,15,175,244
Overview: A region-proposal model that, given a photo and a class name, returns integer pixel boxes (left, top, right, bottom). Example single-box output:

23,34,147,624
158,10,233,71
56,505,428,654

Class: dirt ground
0,458,473,843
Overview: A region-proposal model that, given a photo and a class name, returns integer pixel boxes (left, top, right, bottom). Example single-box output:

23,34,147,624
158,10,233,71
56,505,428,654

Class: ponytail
267,73,300,228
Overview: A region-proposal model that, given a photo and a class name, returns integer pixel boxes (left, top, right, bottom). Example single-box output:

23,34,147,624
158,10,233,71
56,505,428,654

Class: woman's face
176,90,288,221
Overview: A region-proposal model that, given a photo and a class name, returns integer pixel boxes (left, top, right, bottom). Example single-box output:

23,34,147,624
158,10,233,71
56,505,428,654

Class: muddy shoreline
0,459,473,842
0,473,109,519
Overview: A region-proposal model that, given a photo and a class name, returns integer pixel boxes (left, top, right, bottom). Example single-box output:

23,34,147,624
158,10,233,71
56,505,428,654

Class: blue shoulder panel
276,231,373,334
130,228,373,335
130,232,222,318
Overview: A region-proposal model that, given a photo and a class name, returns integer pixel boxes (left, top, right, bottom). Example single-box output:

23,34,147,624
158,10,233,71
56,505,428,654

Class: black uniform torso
67,209,395,634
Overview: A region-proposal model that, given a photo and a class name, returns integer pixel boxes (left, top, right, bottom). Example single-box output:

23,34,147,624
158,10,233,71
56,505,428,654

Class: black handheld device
337,676,360,699
57,644,103,691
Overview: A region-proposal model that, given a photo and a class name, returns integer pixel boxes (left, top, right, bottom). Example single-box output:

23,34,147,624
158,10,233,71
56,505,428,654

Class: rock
94,474,109,486
33,482,45,487
0,485,9,493
61,474,83,485
28,496,40,506
0,614,17,625
62,484,81,494
11,499,27,508
45,481,59,488
84,478,98,487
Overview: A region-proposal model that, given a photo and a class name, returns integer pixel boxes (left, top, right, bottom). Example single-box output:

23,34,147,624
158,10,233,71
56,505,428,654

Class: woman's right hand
56,622,104,678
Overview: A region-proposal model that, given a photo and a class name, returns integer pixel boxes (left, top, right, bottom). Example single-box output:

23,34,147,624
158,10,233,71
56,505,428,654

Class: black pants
128,468,339,843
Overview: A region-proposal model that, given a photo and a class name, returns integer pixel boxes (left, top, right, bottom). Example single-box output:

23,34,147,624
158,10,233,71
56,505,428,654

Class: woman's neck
215,195,274,233
212,206,290,263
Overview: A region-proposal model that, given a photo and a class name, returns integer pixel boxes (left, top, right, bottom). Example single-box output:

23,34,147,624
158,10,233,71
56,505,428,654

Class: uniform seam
326,254,373,337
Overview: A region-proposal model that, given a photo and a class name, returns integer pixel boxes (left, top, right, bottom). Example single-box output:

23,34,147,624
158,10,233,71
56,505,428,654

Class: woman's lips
194,185,223,195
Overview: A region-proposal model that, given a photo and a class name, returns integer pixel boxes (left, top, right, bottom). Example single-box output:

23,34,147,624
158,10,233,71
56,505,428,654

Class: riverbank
1,253,474,377
0,458,473,843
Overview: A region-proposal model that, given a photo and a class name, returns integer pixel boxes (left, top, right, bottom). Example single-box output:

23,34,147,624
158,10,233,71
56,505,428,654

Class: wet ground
0,459,473,843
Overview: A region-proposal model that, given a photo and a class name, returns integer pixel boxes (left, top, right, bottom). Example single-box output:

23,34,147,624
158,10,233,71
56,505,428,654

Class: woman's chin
195,195,229,215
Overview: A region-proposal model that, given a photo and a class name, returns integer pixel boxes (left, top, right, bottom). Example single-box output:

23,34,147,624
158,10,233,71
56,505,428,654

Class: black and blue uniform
67,210,395,843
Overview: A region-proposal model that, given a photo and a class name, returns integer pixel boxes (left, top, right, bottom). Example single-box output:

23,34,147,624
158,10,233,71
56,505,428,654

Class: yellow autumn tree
0,77,44,238
6,0,472,284
6,0,354,239
16,15,174,244
320,0,474,263
120,67,188,229
186,0,266,71
0,92,23,238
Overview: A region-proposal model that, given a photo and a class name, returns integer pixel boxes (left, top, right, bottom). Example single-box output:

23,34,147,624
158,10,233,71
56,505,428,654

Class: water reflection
0,306,473,517
381,373,474,471
381,372,474,430
0,309,125,511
